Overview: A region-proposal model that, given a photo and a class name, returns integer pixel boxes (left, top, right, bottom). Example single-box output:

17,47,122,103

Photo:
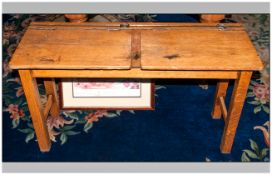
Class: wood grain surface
44,78,60,117
212,80,229,119
9,22,263,71
10,27,132,69
131,31,141,68
31,69,239,79
220,71,252,153
43,94,53,118
140,29,263,70
219,96,228,122
18,70,51,152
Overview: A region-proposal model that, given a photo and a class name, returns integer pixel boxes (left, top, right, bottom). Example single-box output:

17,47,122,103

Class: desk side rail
31,69,239,79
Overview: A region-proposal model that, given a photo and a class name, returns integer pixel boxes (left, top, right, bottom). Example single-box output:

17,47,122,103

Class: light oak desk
9,22,263,153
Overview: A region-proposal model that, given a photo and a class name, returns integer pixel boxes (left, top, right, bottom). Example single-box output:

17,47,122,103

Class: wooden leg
44,78,60,117
19,70,51,152
211,80,229,119
220,71,252,153
64,14,88,23
200,14,225,23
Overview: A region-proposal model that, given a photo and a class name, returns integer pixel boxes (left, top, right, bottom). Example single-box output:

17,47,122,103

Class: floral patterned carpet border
2,14,270,162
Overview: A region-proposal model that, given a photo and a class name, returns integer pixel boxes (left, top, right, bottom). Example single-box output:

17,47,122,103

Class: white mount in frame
60,79,154,110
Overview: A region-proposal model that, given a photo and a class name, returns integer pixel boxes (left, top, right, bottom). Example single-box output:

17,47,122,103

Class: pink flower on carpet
5,104,25,120
84,110,108,123
47,115,74,129
253,83,269,104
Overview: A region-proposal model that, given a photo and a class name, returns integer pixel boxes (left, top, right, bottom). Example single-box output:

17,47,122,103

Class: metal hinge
120,23,130,28
216,23,226,31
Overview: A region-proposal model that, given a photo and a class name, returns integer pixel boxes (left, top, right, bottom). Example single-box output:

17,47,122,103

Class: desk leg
44,78,60,117
220,71,252,153
212,80,229,119
200,15,225,23
19,70,51,152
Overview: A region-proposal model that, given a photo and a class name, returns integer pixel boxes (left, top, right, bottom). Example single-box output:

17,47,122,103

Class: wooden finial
200,14,225,23
64,14,88,23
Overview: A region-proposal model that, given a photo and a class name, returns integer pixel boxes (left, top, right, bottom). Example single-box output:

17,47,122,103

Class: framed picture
59,79,155,110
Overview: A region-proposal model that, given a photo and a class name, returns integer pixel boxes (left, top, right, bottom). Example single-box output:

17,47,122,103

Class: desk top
9,22,263,71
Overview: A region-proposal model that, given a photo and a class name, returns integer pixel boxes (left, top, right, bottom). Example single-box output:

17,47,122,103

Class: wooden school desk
9,22,263,153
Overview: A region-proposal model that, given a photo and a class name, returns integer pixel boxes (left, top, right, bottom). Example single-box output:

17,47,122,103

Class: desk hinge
120,23,130,29
216,23,226,31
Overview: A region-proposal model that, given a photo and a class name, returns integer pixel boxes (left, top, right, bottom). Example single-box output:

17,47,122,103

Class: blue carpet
3,80,268,162
153,14,198,22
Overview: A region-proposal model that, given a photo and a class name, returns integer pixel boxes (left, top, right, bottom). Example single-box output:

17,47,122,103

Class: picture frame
59,79,155,110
